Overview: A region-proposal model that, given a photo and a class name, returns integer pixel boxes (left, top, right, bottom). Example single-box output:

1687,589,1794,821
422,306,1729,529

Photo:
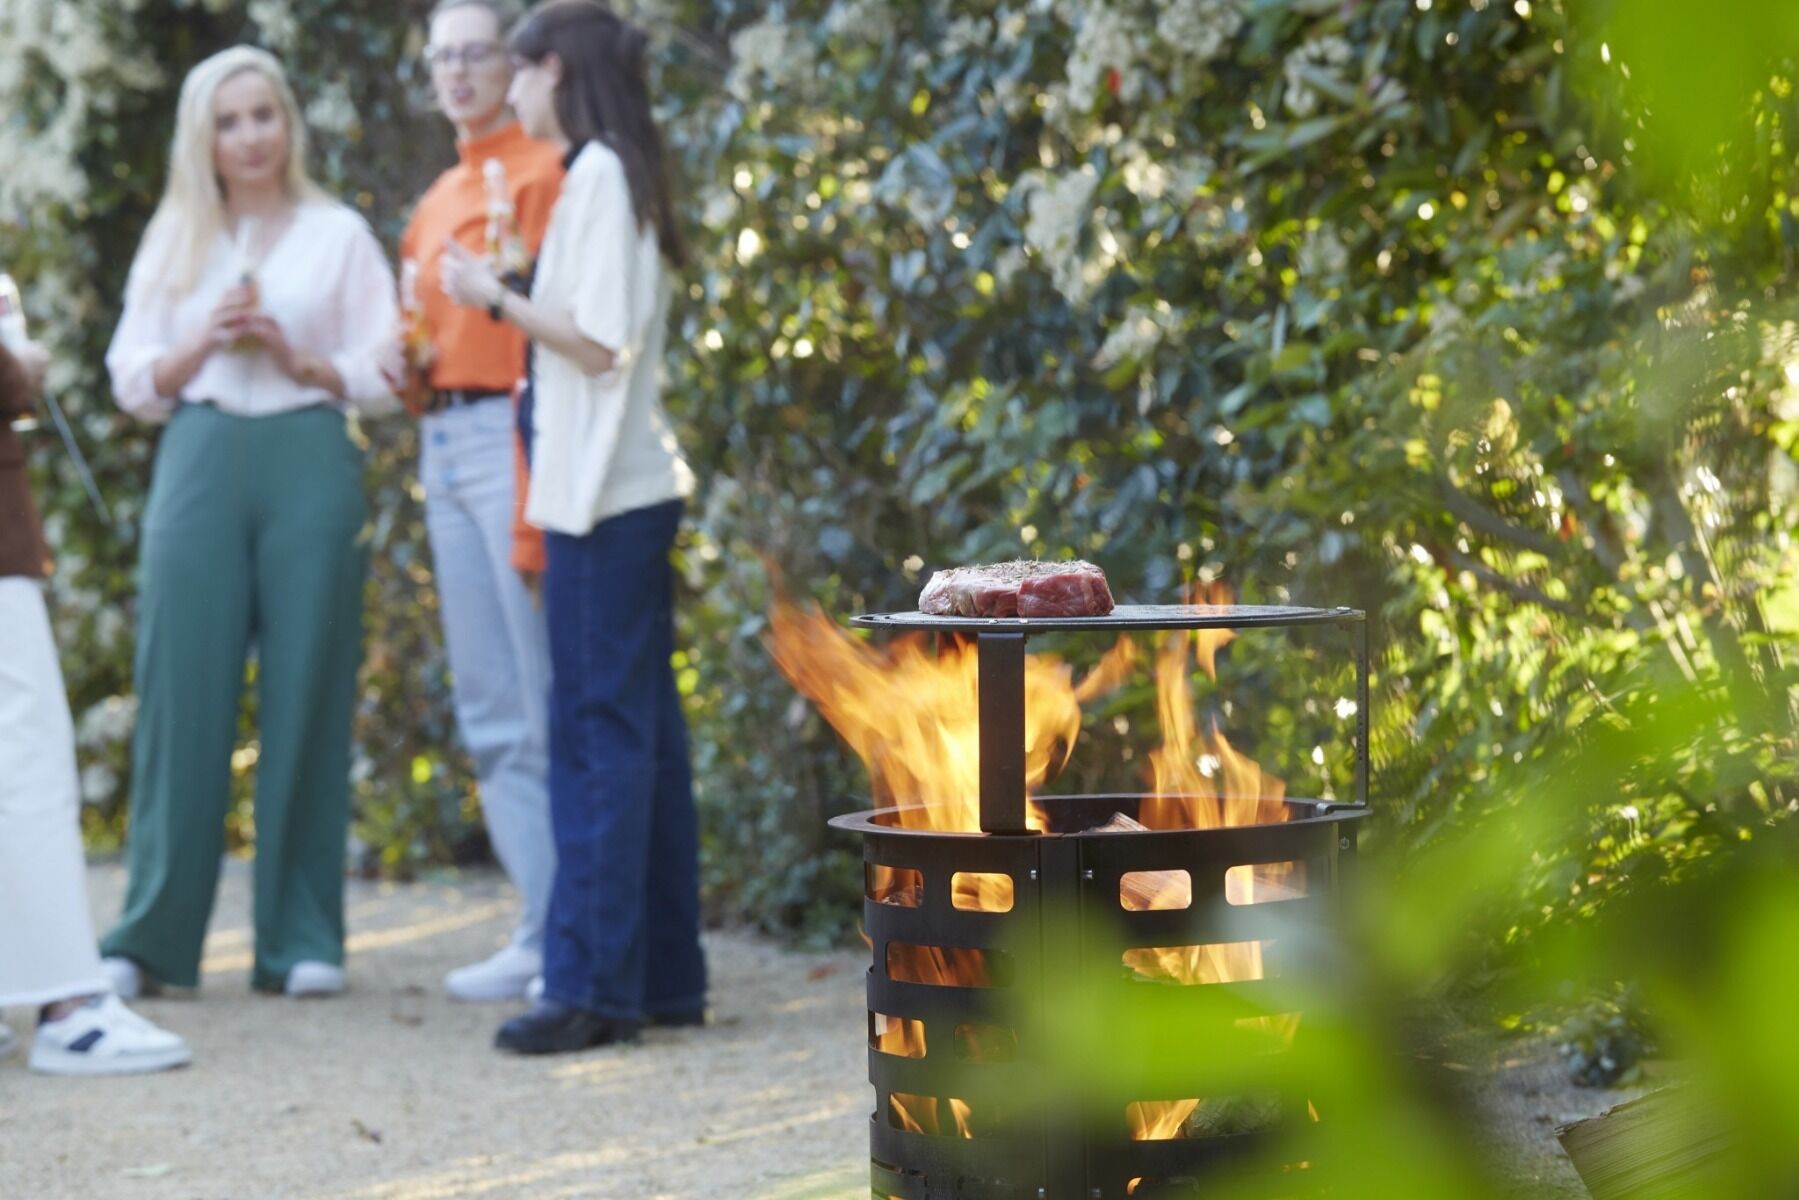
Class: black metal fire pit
830,604,1370,1200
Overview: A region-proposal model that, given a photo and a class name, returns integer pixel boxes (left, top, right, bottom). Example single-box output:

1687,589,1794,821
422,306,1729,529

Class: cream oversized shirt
525,141,692,536
107,200,400,421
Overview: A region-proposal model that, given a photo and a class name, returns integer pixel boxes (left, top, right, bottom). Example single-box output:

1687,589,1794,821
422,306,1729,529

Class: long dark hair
510,0,685,267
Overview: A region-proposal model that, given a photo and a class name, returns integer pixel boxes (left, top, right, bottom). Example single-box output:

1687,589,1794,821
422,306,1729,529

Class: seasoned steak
918,560,1114,618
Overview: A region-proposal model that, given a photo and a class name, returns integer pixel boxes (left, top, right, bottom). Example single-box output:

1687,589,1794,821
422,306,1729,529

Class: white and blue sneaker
28,994,191,1076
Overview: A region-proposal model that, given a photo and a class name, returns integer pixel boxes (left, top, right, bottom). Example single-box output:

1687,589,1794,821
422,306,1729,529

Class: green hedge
3,0,1796,953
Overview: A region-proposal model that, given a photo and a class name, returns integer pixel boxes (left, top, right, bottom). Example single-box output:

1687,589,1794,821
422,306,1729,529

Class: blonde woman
101,45,400,998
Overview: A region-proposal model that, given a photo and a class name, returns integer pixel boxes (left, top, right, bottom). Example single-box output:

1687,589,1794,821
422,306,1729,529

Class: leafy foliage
3,0,1796,961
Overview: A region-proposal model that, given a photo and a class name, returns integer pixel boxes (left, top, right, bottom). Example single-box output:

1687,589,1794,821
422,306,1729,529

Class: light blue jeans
421,397,555,951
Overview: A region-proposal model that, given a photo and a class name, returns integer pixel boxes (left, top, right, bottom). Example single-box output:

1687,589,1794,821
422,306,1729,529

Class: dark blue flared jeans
541,498,707,1019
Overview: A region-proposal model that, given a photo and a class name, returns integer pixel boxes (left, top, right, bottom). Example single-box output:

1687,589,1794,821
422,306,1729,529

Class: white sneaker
284,961,346,997
0,1021,16,1060
28,994,191,1076
100,956,157,1000
444,943,542,1003
525,973,545,1003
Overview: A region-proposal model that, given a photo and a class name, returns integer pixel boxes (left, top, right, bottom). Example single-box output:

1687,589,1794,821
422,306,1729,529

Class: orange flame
1122,585,1297,1143
887,943,999,987
766,599,1134,835
872,1013,927,1058
1121,582,1295,991
1128,1100,1199,1142
891,1093,976,1138
891,1094,926,1135
1140,581,1286,833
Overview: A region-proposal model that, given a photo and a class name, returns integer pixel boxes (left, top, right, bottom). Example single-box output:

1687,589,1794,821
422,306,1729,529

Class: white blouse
525,141,693,536
107,200,401,421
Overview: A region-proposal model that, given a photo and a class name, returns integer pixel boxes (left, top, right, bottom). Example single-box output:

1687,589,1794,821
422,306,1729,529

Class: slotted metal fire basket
830,604,1370,1199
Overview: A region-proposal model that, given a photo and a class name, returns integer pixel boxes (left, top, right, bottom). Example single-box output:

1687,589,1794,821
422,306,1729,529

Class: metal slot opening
887,943,1013,987
1120,868,1192,911
888,1092,979,1138
1224,861,1306,905
870,1012,927,1058
950,872,1014,912
952,1023,1017,1063
1122,940,1278,985
1126,1095,1284,1140
868,863,923,907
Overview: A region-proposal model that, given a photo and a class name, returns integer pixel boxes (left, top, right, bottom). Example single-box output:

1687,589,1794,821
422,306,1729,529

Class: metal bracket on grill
1355,615,1371,808
978,631,1030,835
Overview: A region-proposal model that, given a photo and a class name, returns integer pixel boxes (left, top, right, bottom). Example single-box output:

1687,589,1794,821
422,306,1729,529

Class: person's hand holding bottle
149,285,257,398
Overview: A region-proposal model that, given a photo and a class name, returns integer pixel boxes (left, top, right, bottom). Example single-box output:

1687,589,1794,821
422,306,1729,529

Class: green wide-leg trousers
101,403,366,991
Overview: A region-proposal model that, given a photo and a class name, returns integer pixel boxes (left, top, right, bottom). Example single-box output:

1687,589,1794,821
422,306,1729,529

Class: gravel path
1,863,1626,1199
0,862,871,1200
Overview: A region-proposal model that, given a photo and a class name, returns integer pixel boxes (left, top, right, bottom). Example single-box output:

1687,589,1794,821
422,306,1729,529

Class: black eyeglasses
423,42,503,70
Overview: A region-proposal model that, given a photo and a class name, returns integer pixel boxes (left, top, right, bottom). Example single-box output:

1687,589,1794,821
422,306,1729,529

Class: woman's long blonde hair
134,46,328,299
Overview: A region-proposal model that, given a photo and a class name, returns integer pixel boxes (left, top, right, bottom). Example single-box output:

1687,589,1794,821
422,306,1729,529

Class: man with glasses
399,0,563,1002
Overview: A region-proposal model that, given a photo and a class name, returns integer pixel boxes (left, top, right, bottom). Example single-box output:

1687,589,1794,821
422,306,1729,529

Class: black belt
426,389,507,413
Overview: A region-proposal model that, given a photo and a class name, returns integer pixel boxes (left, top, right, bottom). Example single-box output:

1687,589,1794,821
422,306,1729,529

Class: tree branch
1444,549,1585,618
1437,477,1565,558
1642,459,1788,736
1555,468,1629,580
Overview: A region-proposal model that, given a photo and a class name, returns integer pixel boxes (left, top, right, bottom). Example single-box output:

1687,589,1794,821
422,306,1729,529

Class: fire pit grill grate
851,603,1363,635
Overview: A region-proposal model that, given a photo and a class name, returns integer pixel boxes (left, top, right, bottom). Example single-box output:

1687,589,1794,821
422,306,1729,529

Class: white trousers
0,577,109,1006
421,401,556,949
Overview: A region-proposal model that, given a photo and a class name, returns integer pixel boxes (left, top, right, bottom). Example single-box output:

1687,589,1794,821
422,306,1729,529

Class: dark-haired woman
441,0,706,1053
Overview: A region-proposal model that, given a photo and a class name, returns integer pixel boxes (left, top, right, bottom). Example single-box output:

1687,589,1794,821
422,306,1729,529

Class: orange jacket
401,121,563,572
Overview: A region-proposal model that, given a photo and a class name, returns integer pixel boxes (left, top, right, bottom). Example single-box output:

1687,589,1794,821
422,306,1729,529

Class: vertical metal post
977,631,1029,835
1355,615,1370,808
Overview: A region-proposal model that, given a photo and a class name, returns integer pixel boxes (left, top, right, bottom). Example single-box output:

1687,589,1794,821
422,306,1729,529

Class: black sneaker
494,1001,641,1055
647,1007,707,1028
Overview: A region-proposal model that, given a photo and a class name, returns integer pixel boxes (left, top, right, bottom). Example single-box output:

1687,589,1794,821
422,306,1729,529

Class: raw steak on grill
1017,563,1115,617
917,560,1114,618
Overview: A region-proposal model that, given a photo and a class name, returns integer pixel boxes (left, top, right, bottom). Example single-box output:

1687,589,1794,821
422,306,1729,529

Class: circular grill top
850,603,1363,634
828,796,1365,839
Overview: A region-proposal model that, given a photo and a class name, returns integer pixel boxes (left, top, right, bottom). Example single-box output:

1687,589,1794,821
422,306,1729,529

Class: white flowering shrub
725,16,815,102
1281,32,1352,115
1154,0,1243,60
1019,165,1102,303
1061,5,1148,109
